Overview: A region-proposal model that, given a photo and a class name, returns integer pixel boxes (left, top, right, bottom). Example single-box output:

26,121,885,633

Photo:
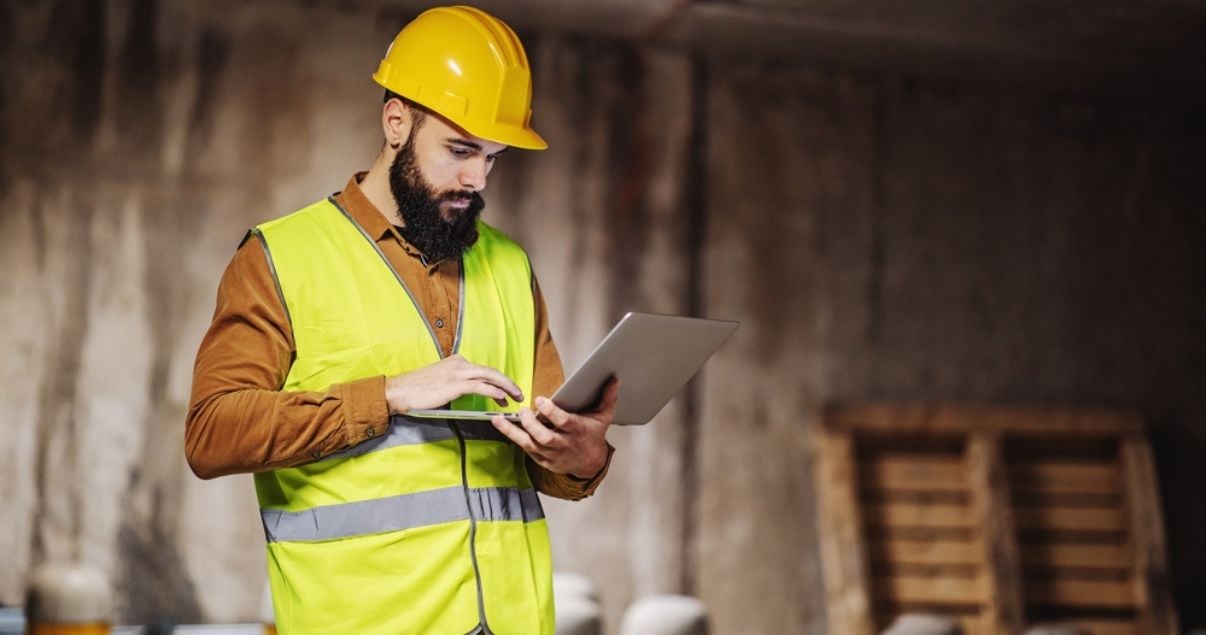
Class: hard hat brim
474,124,548,151
374,72,548,151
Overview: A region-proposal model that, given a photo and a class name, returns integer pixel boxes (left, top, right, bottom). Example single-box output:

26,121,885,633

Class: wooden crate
814,405,1177,635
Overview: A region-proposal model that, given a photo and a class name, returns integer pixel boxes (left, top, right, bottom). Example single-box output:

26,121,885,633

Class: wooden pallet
814,404,1177,635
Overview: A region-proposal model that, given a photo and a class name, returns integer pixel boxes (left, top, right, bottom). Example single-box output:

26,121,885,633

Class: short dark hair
384,90,427,130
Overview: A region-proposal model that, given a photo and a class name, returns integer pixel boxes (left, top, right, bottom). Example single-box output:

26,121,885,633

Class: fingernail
536,396,546,407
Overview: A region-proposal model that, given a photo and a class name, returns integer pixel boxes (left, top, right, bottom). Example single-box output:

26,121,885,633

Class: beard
389,135,485,263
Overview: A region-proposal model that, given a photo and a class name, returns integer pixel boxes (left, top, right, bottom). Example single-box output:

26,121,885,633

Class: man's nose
459,158,488,192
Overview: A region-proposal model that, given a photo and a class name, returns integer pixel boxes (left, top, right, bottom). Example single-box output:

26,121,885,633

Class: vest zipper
452,422,493,635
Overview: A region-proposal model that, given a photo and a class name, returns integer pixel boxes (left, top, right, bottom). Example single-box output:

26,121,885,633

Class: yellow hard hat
373,5,547,150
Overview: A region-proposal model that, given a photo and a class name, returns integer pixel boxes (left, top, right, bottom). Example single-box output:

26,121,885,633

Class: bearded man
185,7,615,634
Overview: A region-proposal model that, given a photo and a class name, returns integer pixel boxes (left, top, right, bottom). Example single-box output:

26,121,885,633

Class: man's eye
449,147,472,158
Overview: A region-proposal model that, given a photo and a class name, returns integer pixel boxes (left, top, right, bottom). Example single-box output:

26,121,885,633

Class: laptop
406,312,739,426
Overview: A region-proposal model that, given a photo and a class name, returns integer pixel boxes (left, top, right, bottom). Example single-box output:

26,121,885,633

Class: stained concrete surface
2,1,1206,633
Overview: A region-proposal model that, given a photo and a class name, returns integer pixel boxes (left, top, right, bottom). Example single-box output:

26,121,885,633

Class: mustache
440,190,484,207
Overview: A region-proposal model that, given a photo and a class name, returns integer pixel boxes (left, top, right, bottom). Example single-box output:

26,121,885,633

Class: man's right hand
384,355,524,414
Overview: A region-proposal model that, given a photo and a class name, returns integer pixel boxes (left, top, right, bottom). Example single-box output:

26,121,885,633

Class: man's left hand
491,378,618,479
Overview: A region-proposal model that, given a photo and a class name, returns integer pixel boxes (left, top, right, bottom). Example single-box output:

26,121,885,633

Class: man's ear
382,98,412,150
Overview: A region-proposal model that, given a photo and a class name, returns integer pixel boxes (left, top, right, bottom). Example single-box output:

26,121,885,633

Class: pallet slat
815,428,876,635
863,502,976,529
825,404,1142,436
1024,579,1136,609
1008,463,1119,495
1019,543,1132,569
967,434,1026,632
1065,619,1138,635
869,539,980,566
872,574,985,605
860,457,967,493
1013,506,1126,532
1120,438,1179,634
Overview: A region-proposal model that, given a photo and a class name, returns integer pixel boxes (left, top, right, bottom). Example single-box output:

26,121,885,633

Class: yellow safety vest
250,197,552,635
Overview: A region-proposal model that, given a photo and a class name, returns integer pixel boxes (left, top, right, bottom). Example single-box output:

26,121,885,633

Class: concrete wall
3,1,1205,632
698,64,1206,633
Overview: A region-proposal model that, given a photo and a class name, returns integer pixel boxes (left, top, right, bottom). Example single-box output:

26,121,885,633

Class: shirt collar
336,173,427,261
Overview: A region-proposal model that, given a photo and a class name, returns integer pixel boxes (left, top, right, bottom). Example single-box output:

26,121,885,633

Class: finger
468,380,508,403
534,396,573,429
462,364,525,402
491,416,553,465
517,408,558,447
491,415,539,453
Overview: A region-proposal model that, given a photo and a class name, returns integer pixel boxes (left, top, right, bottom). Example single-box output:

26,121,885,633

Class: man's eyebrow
447,138,482,150
447,138,509,156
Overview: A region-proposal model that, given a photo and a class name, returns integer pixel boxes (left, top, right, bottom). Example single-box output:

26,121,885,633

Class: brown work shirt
186,175,610,500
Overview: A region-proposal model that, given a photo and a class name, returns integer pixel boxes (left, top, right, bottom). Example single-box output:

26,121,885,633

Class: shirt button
435,319,445,329
311,449,321,459
366,427,376,437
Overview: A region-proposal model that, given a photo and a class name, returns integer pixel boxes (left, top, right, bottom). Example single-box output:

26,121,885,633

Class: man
185,6,615,634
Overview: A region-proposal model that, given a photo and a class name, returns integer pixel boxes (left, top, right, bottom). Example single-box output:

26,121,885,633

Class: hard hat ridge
455,5,527,68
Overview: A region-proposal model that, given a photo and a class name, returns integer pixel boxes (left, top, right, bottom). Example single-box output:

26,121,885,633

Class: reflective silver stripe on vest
518,487,543,520
262,486,544,543
468,486,544,523
322,416,509,462
325,416,456,460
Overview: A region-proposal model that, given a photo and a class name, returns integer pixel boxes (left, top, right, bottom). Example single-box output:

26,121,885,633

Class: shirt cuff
567,442,614,484
530,443,615,501
339,375,391,447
